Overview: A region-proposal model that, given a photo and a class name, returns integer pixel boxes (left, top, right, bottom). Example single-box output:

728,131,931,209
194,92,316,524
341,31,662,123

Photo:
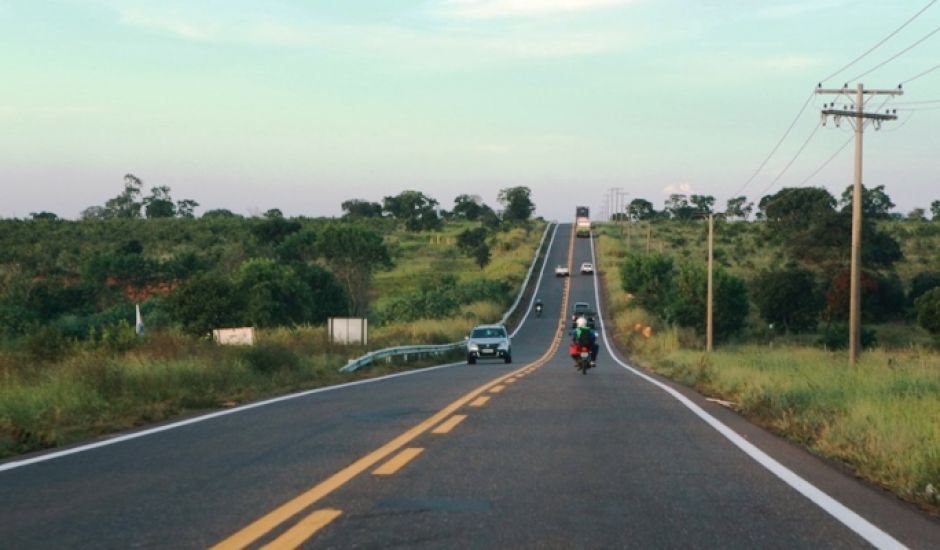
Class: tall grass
595,223,940,512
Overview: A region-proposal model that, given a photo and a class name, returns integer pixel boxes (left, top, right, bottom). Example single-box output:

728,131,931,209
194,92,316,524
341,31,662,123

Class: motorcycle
569,344,592,375
534,303,543,317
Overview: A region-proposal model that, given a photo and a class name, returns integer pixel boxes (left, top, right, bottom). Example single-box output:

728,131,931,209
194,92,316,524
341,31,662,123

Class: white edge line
587,230,905,550
0,361,462,473
0,224,561,474
511,223,558,339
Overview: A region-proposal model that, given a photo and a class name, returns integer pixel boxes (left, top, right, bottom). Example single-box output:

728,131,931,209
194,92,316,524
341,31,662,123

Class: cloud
437,0,638,19
109,4,638,64
662,182,693,195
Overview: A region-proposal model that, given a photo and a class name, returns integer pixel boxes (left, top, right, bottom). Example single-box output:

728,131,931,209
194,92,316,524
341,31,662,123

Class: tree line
619,185,940,343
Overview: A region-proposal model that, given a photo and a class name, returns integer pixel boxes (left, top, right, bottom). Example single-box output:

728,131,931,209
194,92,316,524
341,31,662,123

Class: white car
554,265,570,277
580,262,594,274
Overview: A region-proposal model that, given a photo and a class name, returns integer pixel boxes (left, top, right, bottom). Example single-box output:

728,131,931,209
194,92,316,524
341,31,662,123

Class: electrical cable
757,121,822,197
728,91,815,199
847,25,940,83
899,62,940,84
820,0,937,84
798,135,854,186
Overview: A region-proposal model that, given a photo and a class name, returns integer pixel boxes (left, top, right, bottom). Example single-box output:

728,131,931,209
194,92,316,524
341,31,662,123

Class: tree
667,263,749,340
907,208,927,221
102,174,144,219
725,196,753,221
452,194,484,221
620,252,675,317
275,229,318,263
627,198,656,221
690,194,716,217
80,206,108,220
166,272,244,335
664,194,696,220
382,190,441,231
251,216,302,245
30,212,59,221
202,209,240,219
237,258,311,327
341,199,383,219
456,227,488,253
143,186,176,218
751,266,824,333
839,184,895,219
318,224,392,316
931,200,940,220
176,199,199,218
909,271,940,305
473,244,491,269
497,186,535,223
762,187,836,232
915,287,940,336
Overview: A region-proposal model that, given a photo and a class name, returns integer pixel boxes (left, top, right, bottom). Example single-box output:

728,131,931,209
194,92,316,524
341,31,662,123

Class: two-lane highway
2,223,939,548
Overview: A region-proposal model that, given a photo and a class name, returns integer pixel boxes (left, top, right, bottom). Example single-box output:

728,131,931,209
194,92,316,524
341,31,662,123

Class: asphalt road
2,223,939,549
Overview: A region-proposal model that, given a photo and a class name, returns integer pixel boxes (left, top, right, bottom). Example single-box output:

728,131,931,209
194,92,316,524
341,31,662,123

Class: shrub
166,272,244,336
666,263,749,341
817,322,877,349
621,252,675,317
751,266,824,333
909,271,940,305
915,287,940,336
240,342,301,374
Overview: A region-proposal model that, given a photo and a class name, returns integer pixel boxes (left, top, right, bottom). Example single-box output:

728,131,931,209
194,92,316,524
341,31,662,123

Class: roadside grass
0,222,544,459
595,224,940,513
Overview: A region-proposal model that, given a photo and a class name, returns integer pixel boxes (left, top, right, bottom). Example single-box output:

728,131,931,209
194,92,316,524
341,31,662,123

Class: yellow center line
504,378,516,384
489,385,506,394
470,396,490,407
209,225,576,550
373,447,424,476
431,414,467,435
259,509,342,550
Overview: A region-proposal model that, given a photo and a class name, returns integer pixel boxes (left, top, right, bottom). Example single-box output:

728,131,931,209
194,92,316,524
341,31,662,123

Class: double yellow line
210,226,576,550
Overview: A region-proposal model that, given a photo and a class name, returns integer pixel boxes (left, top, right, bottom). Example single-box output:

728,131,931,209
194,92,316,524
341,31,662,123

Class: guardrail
340,222,555,373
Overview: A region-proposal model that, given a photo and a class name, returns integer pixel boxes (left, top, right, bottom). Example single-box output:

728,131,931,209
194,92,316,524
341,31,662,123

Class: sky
1,0,938,221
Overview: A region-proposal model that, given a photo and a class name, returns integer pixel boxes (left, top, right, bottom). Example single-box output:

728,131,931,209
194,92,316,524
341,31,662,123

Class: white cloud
438,0,638,19
662,182,693,195
108,5,638,64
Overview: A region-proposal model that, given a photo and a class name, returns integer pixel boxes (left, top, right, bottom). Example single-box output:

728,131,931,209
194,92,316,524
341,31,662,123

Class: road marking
587,230,905,550
489,385,506,394
260,509,342,550
504,378,516,384
373,447,424,476
470,396,490,407
210,225,575,549
432,415,467,435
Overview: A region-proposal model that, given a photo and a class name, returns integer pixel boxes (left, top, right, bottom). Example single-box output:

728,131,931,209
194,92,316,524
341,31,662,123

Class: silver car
466,324,512,364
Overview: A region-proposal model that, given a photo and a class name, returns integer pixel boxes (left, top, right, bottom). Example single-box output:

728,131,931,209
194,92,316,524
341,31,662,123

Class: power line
757,122,822,198
900,63,940,84
731,1,935,200
848,25,940,83
798,135,853,186
729,91,816,199
820,0,937,84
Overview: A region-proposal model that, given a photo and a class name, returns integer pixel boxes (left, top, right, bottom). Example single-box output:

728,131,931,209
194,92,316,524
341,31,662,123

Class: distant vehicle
580,262,594,274
575,206,591,238
570,302,596,329
555,265,570,277
466,324,511,364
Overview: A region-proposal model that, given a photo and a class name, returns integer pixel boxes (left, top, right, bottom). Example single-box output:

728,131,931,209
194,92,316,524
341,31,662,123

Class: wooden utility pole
706,213,714,352
816,83,902,365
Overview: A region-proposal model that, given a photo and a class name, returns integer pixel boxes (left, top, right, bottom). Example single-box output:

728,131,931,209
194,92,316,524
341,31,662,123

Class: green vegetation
0,184,545,458
596,210,940,512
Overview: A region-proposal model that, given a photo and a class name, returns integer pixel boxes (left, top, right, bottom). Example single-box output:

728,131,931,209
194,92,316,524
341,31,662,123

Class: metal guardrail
340,222,555,373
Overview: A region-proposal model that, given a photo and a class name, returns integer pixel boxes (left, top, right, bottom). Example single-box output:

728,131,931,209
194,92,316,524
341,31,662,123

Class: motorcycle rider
534,298,543,317
572,316,599,367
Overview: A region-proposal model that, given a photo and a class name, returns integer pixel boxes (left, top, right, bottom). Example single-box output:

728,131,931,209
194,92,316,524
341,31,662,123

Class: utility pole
706,213,714,352
816,83,902,366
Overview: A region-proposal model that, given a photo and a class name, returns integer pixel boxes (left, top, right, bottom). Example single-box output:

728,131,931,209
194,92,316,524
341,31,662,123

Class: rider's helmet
576,317,588,328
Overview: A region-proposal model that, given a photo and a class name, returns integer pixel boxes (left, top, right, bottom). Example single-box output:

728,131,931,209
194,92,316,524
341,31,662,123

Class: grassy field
595,221,940,513
0,221,546,459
